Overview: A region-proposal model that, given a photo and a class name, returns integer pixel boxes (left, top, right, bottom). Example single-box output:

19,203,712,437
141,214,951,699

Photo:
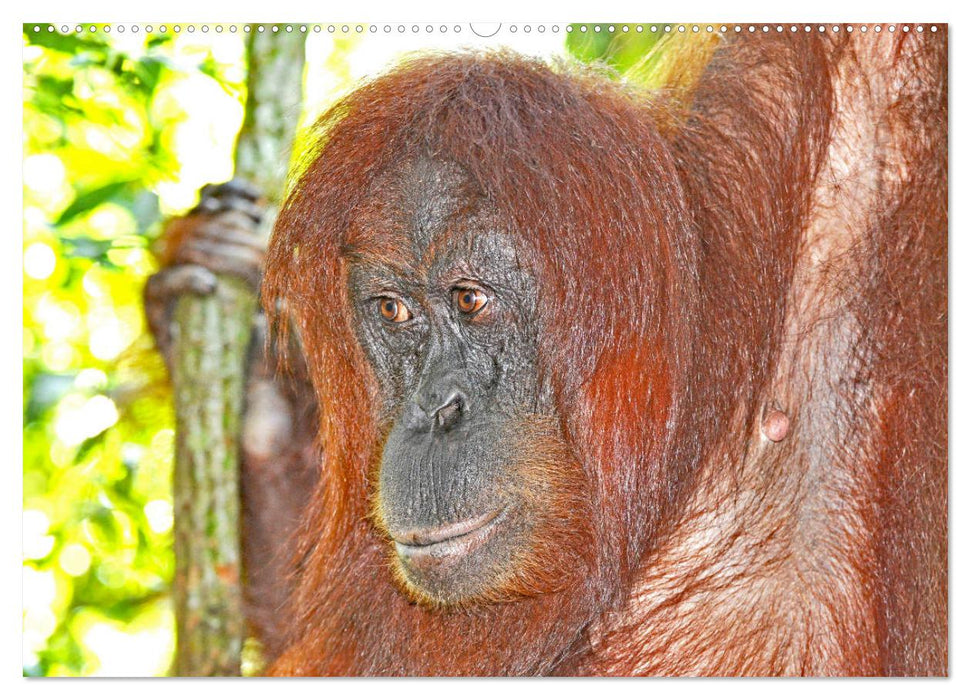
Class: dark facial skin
347,160,554,605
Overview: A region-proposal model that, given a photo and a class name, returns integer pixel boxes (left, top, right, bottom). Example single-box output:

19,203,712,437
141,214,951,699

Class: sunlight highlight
24,242,57,280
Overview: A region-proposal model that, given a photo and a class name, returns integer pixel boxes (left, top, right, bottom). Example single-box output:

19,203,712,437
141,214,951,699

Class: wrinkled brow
339,158,495,276
340,234,415,273
340,192,417,271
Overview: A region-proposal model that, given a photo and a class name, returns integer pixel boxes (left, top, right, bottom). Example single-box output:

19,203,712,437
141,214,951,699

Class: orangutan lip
393,508,505,560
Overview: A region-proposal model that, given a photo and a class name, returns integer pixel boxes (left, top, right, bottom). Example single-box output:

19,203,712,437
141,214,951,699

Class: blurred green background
22,22,671,677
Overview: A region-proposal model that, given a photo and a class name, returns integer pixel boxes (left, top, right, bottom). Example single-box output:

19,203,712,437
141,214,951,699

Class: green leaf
565,25,615,65
130,190,161,233
75,430,108,463
60,236,113,260
146,33,173,50
34,75,75,99
132,57,165,94
198,54,221,82
23,25,108,56
55,181,136,226
25,372,76,423
108,54,168,99
565,24,665,76
29,76,83,120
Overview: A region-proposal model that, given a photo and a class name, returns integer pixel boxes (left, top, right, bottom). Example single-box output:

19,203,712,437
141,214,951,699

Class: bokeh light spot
59,543,93,577
23,510,56,560
144,500,174,534
24,242,57,280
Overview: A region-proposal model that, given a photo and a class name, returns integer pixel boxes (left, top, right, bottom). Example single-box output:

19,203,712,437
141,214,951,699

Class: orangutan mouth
393,508,506,562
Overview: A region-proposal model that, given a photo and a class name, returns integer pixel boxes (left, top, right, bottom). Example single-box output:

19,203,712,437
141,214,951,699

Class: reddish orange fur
261,29,947,676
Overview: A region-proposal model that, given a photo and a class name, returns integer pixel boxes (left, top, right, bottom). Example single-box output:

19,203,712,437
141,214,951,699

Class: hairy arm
585,29,947,676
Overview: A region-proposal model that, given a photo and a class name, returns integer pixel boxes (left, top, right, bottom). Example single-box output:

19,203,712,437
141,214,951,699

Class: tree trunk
171,30,305,677
171,278,254,676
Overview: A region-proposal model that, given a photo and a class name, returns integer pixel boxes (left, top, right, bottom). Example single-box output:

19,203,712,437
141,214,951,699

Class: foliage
565,23,720,96
565,23,665,75
22,23,246,676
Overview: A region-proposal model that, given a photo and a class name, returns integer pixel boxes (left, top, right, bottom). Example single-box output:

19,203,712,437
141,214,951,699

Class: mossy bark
170,31,305,676
171,279,254,676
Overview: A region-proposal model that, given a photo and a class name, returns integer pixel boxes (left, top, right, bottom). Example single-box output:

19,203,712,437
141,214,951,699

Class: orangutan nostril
434,394,464,431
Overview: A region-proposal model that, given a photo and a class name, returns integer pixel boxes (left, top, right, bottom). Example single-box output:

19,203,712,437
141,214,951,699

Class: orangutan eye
377,297,412,323
453,287,488,315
